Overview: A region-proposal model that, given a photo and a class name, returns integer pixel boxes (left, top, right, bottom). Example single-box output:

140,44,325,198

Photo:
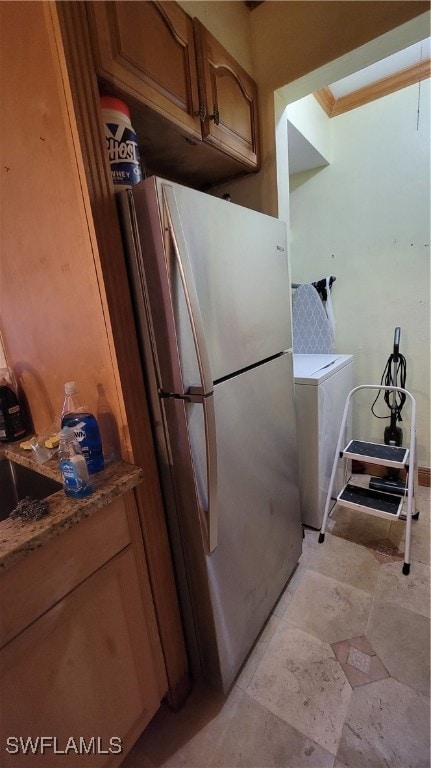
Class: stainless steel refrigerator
118,177,302,692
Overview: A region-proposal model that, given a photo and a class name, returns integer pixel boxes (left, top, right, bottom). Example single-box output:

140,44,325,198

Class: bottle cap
100,96,131,119
59,426,75,441
64,381,77,395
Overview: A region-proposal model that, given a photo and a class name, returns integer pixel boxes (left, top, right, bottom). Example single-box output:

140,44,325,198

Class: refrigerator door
169,351,302,691
118,188,217,552
130,178,293,390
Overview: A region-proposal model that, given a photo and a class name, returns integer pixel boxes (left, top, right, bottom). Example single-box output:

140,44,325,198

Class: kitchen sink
0,458,62,522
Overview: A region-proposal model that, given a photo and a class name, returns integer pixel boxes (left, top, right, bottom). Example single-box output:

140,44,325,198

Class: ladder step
342,440,409,468
338,483,403,519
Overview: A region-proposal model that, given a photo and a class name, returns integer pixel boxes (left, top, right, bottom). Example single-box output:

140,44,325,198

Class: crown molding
315,58,431,117
314,87,335,116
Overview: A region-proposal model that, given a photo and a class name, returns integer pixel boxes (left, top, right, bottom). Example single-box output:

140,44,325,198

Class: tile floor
122,479,430,768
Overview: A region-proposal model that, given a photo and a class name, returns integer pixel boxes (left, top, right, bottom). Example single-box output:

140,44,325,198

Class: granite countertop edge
0,443,144,572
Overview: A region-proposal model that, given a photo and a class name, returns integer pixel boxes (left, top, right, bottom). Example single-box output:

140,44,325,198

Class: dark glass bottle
0,377,26,443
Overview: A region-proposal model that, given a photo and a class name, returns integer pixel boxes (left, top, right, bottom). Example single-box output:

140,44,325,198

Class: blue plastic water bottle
61,382,104,474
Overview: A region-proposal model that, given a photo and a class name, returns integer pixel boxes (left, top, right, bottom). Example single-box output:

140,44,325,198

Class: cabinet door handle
195,105,219,125
195,105,206,121
207,106,219,125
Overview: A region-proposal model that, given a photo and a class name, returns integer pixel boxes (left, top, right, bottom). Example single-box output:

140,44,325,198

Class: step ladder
318,385,418,575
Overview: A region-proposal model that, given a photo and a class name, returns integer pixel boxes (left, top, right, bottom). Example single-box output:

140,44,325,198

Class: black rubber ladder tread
338,483,403,517
342,439,409,467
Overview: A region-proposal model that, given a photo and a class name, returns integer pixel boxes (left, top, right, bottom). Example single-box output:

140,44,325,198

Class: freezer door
130,178,293,390
184,352,302,690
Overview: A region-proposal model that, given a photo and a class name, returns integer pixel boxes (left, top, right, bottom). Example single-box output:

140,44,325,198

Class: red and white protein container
100,96,143,190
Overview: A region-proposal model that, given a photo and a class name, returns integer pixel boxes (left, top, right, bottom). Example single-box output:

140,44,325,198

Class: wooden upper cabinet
88,1,202,139
86,1,260,185
193,19,260,170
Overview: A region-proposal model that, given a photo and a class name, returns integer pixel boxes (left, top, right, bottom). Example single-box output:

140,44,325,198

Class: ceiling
330,37,430,98
316,37,430,117
288,37,430,175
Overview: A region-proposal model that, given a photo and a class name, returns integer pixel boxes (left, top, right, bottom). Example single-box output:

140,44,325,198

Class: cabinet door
194,19,260,170
0,547,164,767
88,1,202,139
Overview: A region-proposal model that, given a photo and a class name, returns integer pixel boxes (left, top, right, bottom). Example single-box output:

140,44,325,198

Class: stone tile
285,570,372,644
236,615,280,690
121,749,155,768
389,520,431,565
209,691,335,768
123,684,243,768
367,600,430,696
300,527,320,566
272,585,294,618
336,677,430,768
366,537,404,563
373,560,430,618
347,646,371,673
309,532,381,593
272,563,308,619
247,622,352,756
348,635,375,655
331,639,350,665
415,488,430,522
340,657,387,689
331,636,389,689
327,506,391,547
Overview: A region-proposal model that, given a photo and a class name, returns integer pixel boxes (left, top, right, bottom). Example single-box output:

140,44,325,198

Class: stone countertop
0,442,143,572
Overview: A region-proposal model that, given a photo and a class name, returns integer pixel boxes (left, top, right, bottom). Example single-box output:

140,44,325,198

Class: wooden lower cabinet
0,500,168,768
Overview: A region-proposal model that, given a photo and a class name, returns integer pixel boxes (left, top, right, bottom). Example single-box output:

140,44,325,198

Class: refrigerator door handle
162,185,213,396
189,387,217,552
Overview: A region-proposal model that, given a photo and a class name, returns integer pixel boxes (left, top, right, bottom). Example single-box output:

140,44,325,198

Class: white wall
288,80,431,466
286,94,331,162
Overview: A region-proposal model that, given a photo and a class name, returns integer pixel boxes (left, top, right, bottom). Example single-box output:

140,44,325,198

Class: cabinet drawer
0,496,130,647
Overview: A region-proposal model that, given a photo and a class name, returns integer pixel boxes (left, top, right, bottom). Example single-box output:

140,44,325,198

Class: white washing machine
293,354,354,529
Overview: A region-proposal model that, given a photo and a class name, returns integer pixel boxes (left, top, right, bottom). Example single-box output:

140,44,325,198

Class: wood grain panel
113,2,195,111
0,2,124,449
88,1,201,138
0,496,130,648
194,18,259,169
0,548,163,768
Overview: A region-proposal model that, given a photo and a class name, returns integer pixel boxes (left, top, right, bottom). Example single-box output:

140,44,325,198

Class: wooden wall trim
314,86,334,117
315,59,431,118
331,59,431,117
54,0,190,708
418,466,431,487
